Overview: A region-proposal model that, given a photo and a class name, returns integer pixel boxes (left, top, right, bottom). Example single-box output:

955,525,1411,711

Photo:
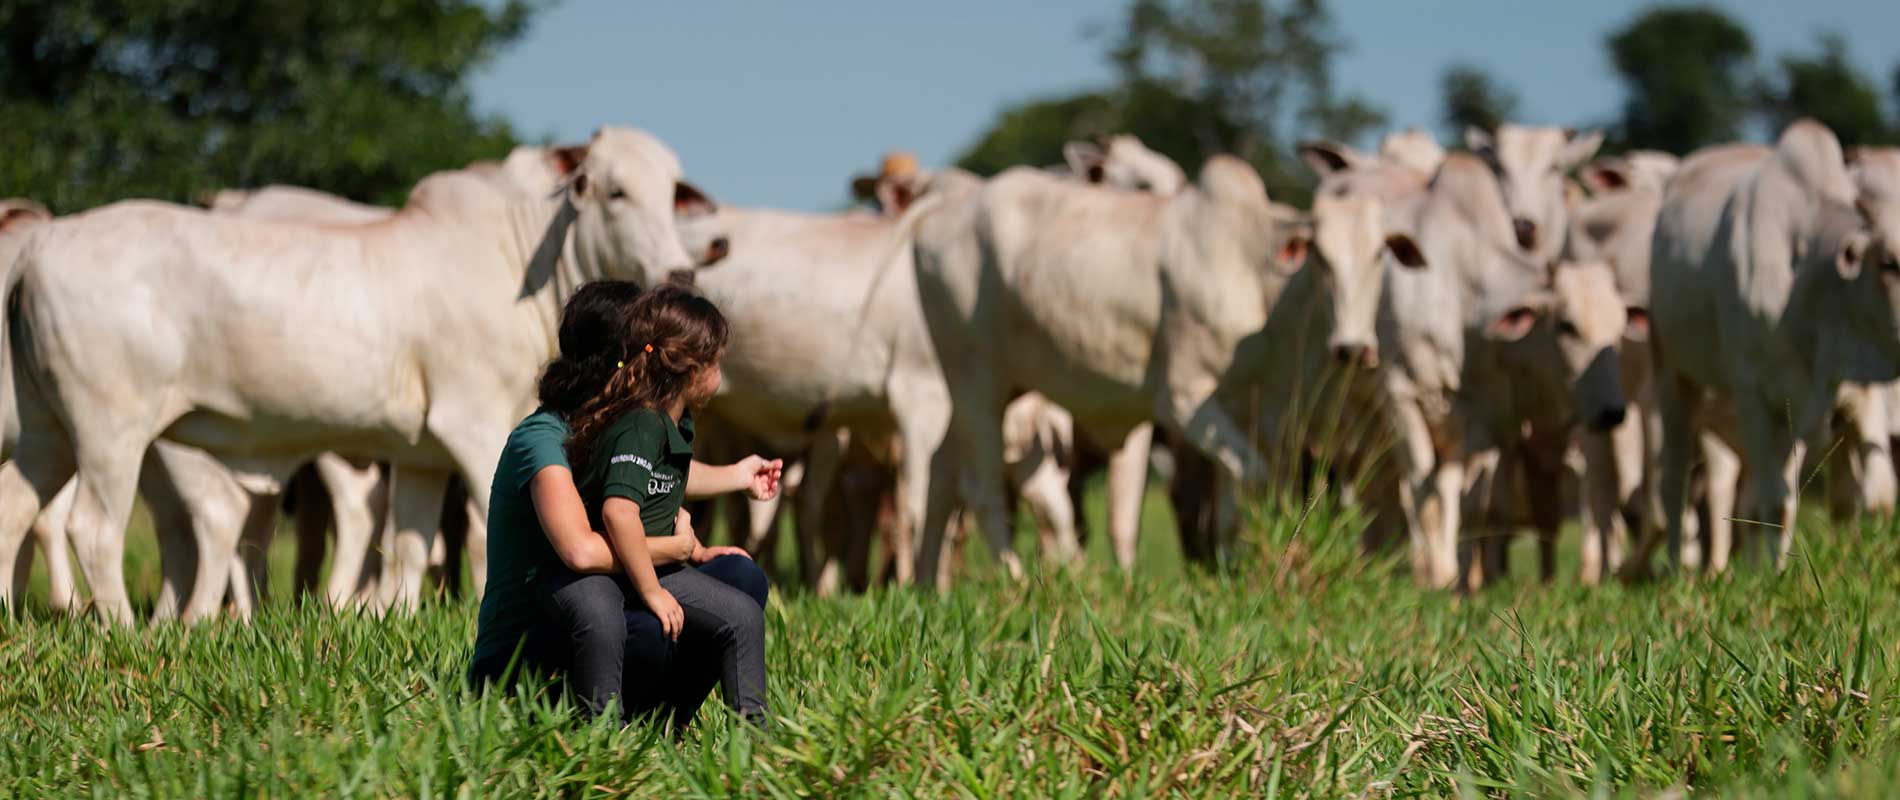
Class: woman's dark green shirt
469,408,574,679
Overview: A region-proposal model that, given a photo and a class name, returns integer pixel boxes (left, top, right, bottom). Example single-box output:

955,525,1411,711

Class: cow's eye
1557,320,1580,338
608,187,627,201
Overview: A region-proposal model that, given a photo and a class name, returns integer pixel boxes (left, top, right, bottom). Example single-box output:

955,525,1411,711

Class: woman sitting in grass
468,280,781,728
563,284,777,728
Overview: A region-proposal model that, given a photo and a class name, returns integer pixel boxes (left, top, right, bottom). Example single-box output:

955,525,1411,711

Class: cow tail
802,191,946,432
0,228,35,451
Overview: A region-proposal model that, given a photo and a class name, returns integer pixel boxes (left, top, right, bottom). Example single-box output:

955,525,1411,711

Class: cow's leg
29,481,78,613
377,467,451,611
287,466,331,601
230,491,280,610
1104,422,1153,572
1156,394,1270,566
1773,438,1805,569
0,434,76,615
1526,448,1565,584
890,370,961,588
1016,453,1079,564
144,458,198,621
1430,458,1467,591
1455,452,1499,592
1700,436,1741,574
1630,371,1700,578
430,478,468,597
794,433,844,592
426,406,504,600
460,493,487,600
316,457,383,609
1579,432,1618,585
1168,443,1218,565
1728,392,1799,570
63,459,143,625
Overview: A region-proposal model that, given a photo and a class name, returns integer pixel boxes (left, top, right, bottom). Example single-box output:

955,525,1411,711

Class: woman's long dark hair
567,284,728,466
537,280,645,417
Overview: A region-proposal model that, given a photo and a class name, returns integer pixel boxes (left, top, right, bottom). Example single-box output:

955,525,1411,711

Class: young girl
469,280,779,725
567,284,776,726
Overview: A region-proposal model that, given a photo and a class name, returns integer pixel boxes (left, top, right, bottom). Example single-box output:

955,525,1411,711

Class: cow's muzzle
1512,218,1538,251
1331,341,1378,369
1590,405,1627,432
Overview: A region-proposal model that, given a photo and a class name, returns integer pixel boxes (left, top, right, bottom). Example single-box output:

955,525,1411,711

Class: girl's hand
642,587,685,640
740,455,784,501
691,544,753,564
674,507,695,539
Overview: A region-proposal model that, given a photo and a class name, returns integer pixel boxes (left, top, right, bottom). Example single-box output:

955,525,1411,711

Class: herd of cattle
2,114,1898,626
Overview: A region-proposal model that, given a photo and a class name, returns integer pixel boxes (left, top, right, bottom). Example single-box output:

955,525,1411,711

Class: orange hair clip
644,344,654,353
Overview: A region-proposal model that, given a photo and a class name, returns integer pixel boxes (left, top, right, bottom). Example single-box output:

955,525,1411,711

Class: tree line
3,2,1897,214
961,3,1900,206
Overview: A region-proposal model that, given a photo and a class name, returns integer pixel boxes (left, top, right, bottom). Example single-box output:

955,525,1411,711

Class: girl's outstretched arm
602,497,685,639
686,455,783,499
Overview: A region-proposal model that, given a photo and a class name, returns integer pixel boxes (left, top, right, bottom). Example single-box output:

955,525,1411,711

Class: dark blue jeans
533,555,768,727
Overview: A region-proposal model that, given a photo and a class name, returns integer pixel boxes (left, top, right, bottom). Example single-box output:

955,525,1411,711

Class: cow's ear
1487,306,1539,341
1464,126,1495,154
1273,228,1311,272
570,173,589,198
675,181,716,218
0,205,49,233
1385,233,1427,269
1064,140,1107,183
1624,306,1650,342
1561,129,1605,168
550,145,588,177
1297,140,1361,178
1839,230,1871,280
1580,162,1630,194
875,178,916,215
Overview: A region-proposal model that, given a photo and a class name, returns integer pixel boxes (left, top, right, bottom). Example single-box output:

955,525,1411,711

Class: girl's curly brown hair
566,283,729,467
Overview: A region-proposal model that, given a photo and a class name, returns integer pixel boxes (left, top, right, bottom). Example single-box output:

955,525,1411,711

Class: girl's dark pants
534,554,768,726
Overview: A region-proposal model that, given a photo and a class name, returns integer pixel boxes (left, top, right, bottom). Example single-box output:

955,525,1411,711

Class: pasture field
4,485,1900,798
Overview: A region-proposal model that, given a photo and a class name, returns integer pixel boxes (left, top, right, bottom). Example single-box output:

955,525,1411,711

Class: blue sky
470,1,1900,210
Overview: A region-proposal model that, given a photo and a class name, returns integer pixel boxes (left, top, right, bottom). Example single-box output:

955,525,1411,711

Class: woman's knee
699,554,769,609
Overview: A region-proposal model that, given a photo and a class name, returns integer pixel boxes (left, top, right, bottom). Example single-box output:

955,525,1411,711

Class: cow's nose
1332,343,1378,369
1593,405,1627,431
1513,218,1538,251
664,268,698,287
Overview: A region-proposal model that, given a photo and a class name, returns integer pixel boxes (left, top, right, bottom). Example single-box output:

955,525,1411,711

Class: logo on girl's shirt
647,473,678,496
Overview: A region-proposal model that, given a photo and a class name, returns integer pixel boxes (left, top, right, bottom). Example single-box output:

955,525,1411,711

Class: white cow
1466,124,1604,265
1059,135,1189,195
911,155,1338,583
672,171,962,590
1352,153,1559,588
1646,119,1900,572
1568,154,1753,581
1823,147,1900,519
0,126,711,623
206,186,393,226
1456,261,1631,587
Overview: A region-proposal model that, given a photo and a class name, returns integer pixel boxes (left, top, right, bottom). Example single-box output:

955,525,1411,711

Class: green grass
5,482,1900,797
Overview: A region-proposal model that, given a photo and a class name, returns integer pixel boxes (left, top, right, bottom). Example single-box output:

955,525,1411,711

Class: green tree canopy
1757,34,1896,147
956,0,1383,205
1438,63,1519,143
1605,5,1755,154
0,0,537,212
